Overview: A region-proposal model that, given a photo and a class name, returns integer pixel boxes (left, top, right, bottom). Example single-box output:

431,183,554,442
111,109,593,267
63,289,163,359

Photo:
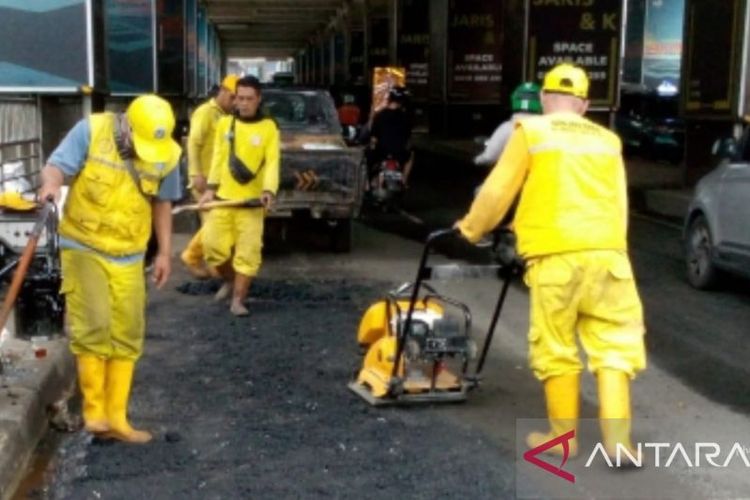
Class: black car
615,87,685,164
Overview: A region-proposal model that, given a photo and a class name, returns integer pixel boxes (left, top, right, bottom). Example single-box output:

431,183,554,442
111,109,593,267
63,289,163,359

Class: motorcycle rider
474,82,542,166
367,86,414,188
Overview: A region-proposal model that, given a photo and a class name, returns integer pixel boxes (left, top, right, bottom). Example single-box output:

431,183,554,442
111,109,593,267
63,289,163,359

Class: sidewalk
412,133,694,221
0,334,74,499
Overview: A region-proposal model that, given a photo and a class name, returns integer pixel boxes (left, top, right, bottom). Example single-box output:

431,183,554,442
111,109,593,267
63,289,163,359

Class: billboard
107,0,155,94
527,0,623,108
447,0,503,102
642,0,684,91
398,0,430,101
0,0,91,91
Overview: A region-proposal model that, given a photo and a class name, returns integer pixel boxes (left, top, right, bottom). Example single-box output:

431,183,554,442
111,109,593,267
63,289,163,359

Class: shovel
171,198,263,215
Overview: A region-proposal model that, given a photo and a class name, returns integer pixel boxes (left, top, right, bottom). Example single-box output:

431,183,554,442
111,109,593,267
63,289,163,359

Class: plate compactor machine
349,227,523,406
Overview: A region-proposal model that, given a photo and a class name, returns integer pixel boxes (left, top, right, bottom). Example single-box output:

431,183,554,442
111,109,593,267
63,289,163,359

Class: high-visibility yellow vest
514,112,628,257
207,115,280,201
188,98,225,179
60,112,178,256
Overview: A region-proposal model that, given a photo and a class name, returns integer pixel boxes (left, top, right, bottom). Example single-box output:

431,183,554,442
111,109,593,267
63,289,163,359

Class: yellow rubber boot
180,229,209,279
598,368,635,459
105,359,152,443
76,355,109,434
526,373,580,457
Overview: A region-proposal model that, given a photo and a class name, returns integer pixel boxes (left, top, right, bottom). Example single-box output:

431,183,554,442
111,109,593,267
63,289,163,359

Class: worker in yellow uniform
456,63,646,460
38,95,182,443
180,74,239,278
199,75,279,317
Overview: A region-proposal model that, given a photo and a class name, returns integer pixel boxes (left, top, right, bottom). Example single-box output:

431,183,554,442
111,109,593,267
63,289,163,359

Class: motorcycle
367,155,405,211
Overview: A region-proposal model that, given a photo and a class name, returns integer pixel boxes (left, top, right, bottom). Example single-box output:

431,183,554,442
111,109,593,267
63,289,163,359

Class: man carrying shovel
199,75,280,317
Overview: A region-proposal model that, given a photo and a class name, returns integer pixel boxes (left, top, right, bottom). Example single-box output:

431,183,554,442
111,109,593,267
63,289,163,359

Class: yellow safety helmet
125,94,181,165
221,74,240,93
542,63,589,99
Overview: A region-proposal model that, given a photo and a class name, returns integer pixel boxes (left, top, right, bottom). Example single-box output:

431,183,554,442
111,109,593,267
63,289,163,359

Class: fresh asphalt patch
29,278,516,499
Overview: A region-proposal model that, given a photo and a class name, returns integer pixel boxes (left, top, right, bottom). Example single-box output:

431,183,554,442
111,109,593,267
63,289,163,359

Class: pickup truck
261,88,365,251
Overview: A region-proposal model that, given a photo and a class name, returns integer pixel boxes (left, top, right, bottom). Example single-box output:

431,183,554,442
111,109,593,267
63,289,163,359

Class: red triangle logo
522,429,576,483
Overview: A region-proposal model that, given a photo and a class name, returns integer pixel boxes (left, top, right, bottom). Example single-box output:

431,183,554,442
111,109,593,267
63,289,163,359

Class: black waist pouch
228,117,264,185
229,153,259,184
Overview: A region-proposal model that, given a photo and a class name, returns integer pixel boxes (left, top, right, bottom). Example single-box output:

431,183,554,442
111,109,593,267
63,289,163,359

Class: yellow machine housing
350,294,472,406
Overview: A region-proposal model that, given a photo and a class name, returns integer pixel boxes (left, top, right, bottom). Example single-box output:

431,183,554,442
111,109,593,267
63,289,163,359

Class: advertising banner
398,0,430,101
371,66,406,113
0,0,90,91
447,0,504,102
527,0,623,108
642,0,684,92
107,0,155,94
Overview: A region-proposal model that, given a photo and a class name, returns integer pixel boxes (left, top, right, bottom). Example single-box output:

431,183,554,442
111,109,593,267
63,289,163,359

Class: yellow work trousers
61,249,146,361
524,250,646,381
203,207,264,276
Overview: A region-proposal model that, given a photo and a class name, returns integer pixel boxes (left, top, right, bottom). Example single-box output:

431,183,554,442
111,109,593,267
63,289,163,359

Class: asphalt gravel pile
31,277,513,499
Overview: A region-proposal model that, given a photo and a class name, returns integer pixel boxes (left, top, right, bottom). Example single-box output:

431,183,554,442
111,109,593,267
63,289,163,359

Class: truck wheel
329,219,352,253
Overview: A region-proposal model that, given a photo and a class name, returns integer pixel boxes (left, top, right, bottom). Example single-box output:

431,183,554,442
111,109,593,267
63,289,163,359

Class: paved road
16,152,750,499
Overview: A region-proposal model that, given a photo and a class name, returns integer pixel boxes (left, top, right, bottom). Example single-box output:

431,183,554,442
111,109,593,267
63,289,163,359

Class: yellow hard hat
0,191,37,211
221,74,240,93
542,63,589,99
126,94,181,164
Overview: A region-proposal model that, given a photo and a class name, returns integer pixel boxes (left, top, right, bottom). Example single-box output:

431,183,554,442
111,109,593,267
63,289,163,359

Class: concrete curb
0,337,75,500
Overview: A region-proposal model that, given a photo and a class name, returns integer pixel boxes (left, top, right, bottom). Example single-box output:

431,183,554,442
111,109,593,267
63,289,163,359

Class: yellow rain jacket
187,98,226,181
59,112,179,256
207,115,280,200
459,111,645,381
458,111,628,258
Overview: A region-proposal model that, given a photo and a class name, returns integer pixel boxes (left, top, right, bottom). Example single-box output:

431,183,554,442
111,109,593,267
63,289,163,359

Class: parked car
260,87,365,251
615,86,685,164
683,132,750,289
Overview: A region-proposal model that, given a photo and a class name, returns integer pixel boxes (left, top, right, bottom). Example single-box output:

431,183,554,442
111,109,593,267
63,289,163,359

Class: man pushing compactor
456,63,647,460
